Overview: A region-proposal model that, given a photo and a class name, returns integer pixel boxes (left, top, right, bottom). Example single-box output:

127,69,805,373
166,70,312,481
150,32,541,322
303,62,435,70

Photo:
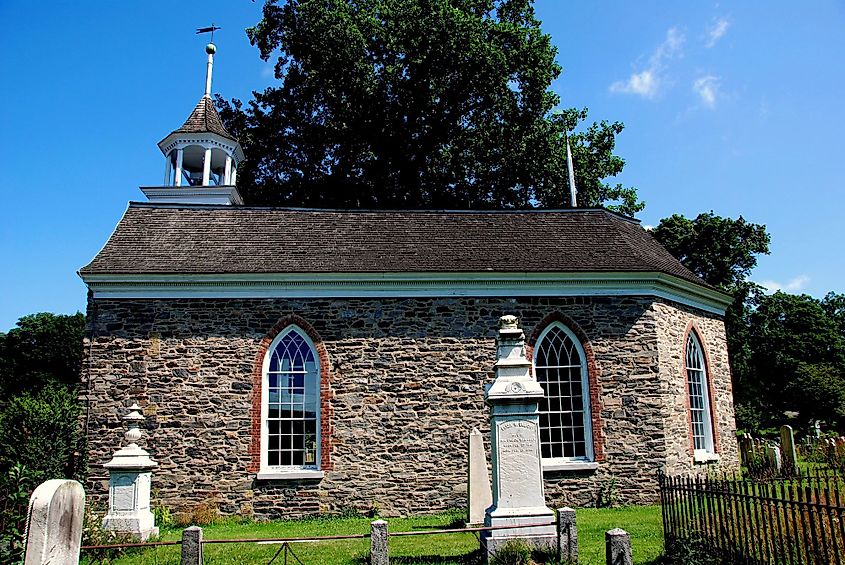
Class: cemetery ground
81,505,664,564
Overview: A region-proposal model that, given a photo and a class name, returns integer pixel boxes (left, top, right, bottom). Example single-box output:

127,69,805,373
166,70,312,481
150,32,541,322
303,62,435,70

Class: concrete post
605,528,632,565
181,526,203,565
370,520,389,565
23,480,85,565
557,507,577,562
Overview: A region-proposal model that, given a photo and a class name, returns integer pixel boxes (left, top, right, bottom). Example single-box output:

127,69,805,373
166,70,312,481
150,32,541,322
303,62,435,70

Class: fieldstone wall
654,302,740,474
82,295,737,519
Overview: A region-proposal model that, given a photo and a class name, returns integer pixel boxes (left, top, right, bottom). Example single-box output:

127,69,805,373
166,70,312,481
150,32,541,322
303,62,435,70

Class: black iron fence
658,469,845,565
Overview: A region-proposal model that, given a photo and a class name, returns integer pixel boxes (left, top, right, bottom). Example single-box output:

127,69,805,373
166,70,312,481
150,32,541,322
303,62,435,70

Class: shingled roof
80,204,710,288
166,95,235,141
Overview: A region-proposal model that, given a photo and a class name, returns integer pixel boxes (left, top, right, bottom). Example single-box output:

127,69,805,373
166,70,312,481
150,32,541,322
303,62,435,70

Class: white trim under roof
79,271,733,315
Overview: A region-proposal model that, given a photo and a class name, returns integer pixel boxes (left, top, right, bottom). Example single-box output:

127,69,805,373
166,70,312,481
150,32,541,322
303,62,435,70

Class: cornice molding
80,271,732,315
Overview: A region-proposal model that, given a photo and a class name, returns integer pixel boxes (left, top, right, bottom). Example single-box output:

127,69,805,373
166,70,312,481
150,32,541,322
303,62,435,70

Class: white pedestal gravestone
24,479,85,565
481,316,556,556
467,428,493,527
102,402,159,540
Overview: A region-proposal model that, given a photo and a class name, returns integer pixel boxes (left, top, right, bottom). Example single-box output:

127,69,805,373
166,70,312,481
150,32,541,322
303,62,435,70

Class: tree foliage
651,212,770,290
0,312,85,401
218,0,641,214
653,213,845,431
0,383,85,481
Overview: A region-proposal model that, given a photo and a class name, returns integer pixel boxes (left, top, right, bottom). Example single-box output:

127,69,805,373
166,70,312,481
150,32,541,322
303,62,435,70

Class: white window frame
257,325,324,480
533,322,595,470
685,331,717,462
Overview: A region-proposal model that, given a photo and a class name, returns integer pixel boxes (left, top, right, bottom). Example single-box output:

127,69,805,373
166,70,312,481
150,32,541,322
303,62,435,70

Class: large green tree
651,212,771,430
218,0,641,214
0,312,85,401
747,292,845,427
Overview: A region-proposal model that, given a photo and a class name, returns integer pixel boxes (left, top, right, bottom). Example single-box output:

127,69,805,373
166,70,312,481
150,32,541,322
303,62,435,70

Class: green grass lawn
81,505,664,565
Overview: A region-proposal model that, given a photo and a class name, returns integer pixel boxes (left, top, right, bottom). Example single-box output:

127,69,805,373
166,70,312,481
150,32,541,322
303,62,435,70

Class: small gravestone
24,479,85,565
738,434,752,464
780,425,798,474
766,444,782,472
481,316,556,557
102,402,159,540
467,428,493,527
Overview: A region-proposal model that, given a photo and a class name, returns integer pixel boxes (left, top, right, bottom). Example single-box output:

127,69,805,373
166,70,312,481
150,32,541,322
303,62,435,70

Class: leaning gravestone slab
467,428,493,527
24,479,85,565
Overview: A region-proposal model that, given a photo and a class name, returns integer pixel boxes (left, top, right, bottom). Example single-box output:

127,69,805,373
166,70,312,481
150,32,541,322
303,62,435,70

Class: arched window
686,331,715,454
533,323,593,462
261,327,320,471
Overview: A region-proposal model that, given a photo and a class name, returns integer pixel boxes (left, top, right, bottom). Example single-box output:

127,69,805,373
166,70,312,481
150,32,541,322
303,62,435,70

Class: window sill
693,451,720,464
256,470,325,481
543,461,599,473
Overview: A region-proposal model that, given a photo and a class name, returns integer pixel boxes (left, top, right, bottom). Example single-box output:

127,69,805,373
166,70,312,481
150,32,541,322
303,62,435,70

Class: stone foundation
82,296,738,518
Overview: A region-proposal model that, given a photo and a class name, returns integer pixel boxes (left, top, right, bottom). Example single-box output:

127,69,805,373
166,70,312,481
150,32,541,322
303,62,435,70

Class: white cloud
610,70,658,98
610,27,685,99
692,75,721,108
705,18,730,48
760,275,810,294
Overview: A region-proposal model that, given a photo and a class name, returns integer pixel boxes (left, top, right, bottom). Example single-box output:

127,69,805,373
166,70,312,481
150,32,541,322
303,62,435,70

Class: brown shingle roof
168,96,235,141
80,204,710,288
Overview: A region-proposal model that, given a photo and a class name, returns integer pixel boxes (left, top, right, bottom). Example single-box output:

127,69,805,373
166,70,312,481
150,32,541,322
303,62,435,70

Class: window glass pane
686,333,713,452
265,328,320,469
535,325,589,460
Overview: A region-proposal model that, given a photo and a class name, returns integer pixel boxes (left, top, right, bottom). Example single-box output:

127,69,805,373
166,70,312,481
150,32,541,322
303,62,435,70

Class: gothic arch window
685,331,715,455
533,323,593,462
260,326,320,471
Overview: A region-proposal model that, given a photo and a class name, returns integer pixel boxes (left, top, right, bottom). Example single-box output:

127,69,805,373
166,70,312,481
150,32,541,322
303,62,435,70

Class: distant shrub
0,463,38,563
0,383,85,482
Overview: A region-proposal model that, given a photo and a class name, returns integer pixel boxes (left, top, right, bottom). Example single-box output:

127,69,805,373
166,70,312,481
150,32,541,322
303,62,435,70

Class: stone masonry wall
654,301,740,474
82,295,737,519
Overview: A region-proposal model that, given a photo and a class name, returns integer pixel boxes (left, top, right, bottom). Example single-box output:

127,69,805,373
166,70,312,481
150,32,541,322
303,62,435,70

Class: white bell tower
141,41,245,205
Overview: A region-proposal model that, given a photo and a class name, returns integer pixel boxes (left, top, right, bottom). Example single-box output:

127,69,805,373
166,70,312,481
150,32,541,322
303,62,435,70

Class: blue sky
1,1,843,331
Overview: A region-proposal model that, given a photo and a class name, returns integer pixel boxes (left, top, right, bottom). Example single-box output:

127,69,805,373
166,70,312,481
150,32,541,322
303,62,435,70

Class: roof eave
78,270,733,315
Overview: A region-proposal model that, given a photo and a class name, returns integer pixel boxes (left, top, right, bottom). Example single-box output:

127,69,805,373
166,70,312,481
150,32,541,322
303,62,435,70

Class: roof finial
196,25,222,98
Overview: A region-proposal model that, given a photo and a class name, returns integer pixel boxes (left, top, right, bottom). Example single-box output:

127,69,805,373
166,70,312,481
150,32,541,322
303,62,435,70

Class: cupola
141,42,244,205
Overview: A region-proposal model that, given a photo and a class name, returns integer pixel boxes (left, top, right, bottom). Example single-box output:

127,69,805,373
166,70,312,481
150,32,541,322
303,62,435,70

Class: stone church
80,43,739,519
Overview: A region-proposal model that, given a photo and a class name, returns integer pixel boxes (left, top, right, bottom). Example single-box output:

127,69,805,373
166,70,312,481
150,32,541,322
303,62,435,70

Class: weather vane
196,24,222,43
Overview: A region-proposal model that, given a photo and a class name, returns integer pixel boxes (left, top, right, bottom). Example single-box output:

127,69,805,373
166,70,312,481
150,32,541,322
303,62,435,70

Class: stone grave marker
102,402,159,540
467,428,493,527
23,479,85,565
766,444,782,472
481,315,556,557
779,425,798,474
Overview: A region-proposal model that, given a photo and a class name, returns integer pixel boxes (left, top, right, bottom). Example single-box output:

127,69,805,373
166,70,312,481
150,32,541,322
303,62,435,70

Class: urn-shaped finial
123,403,145,444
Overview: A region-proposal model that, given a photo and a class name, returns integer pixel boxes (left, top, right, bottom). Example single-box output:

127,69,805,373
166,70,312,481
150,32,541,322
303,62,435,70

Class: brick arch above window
249,315,334,474
681,321,721,457
526,312,605,462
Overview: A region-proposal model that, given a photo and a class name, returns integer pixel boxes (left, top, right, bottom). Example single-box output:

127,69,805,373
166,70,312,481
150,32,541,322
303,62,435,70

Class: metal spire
196,25,222,97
